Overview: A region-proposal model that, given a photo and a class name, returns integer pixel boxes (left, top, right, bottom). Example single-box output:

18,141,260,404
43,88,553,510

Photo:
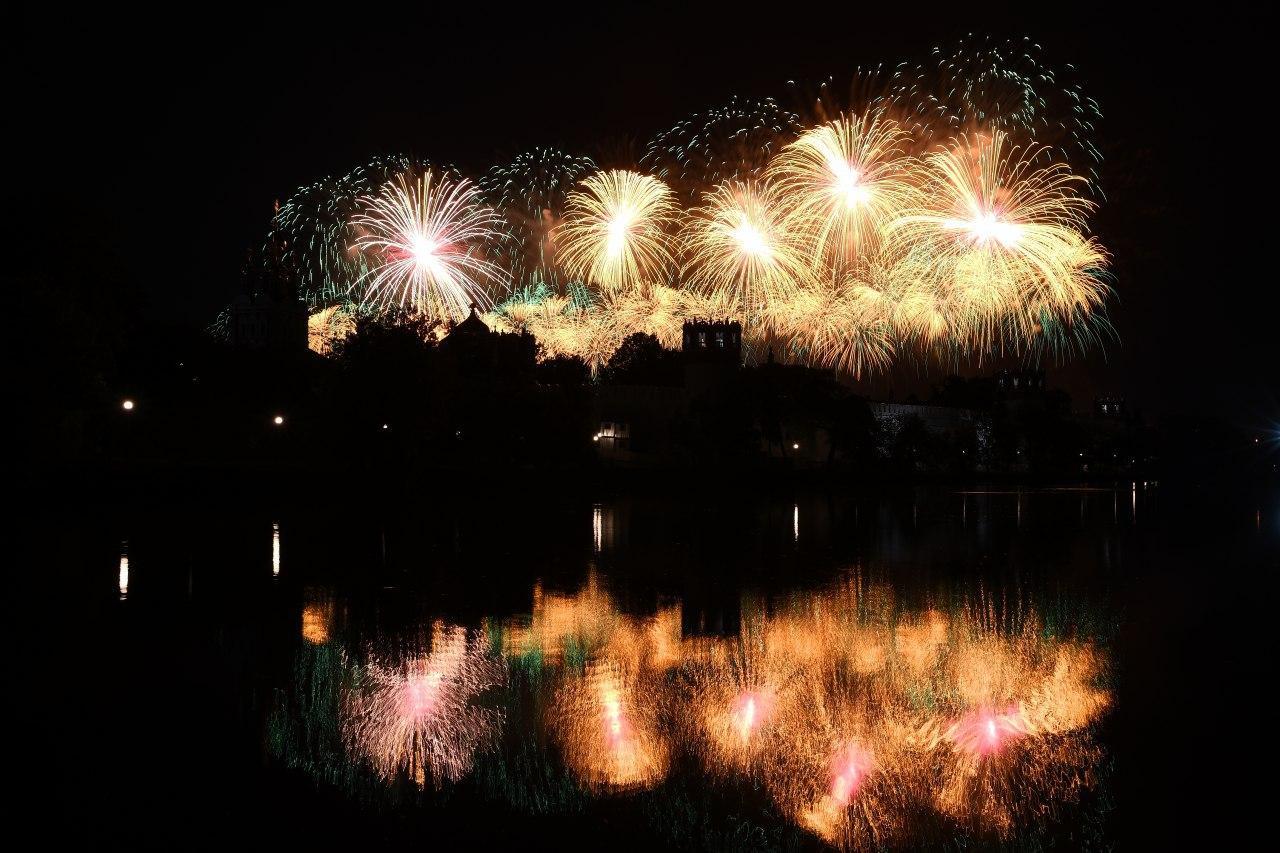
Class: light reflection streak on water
271,522,280,577
592,504,602,555
274,566,1112,846
118,541,128,599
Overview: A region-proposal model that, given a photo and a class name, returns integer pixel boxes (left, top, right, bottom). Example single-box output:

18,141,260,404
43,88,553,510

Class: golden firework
763,265,897,377
307,303,358,355
557,169,679,292
887,132,1109,355
768,112,918,271
552,659,671,790
680,180,810,319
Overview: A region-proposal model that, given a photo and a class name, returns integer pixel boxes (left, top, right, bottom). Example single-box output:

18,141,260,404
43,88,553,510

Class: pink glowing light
602,687,631,747
949,706,1028,757
401,671,443,720
829,743,876,805
732,690,775,741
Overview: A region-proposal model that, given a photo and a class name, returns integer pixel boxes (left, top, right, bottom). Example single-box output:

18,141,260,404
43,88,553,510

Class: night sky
16,6,1271,425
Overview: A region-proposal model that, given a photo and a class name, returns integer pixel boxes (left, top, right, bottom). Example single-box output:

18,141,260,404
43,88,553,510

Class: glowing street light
121,399,134,411
273,415,285,426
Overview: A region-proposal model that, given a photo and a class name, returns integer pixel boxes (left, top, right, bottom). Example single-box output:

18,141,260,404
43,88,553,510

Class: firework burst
307,302,358,355
888,131,1109,356
351,170,508,322
270,155,457,307
768,112,918,273
681,180,811,320
602,284,721,349
557,169,679,293
763,268,898,377
256,41,1114,376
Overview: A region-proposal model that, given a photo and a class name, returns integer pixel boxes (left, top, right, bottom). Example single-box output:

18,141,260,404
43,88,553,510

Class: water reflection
301,587,335,645
343,623,505,788
270,566,1111,847
554,659,670,790
592,504,602,555
272,522,280,577
118,540,129,600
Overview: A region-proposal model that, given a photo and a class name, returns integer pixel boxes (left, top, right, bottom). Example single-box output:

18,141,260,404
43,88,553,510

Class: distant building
1094,395,1126,418
682,319,742,395
228,291,308,351
871,402,992,469
870,402,984,435
994,368,1046,394
681,319,742,361
591,319,743,465
229,215,309,351
593,384,685,462
755,356,838,463
439,306,536,377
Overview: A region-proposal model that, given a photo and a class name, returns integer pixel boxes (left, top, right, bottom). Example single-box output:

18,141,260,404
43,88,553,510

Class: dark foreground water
40,482,1277,849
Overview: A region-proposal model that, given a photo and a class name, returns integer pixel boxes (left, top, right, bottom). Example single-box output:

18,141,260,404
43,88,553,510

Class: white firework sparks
351,171,508,322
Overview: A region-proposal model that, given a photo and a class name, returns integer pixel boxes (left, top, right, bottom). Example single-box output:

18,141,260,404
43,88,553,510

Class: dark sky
16,5,1273,425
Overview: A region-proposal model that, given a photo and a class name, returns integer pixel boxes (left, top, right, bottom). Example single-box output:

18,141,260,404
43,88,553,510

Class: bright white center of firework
409,234,440,267
733,217,769,257
607,209,633,259
949,209,1022,248
832,162,871,209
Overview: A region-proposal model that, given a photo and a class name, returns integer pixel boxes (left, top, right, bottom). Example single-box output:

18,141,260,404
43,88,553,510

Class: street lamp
121,399,134,411
273,415,285,426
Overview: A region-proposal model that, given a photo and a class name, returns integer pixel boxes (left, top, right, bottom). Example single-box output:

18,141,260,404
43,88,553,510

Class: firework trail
642,95,802,204
480,147,596,291
888,34,1104,190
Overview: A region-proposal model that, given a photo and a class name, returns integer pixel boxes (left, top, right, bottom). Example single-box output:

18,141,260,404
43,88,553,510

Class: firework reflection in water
552,659,670,790
342,622,505,787
278,563,1109,846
